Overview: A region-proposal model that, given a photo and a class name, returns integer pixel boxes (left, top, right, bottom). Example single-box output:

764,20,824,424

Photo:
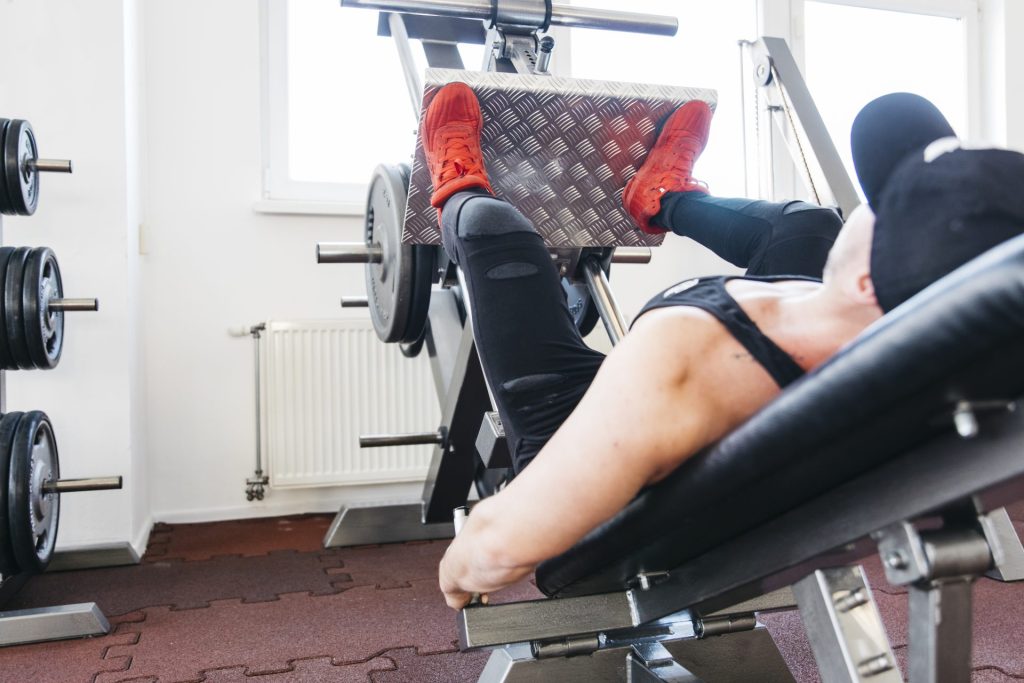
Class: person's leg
654,192,843,278
421,82,604,474
622,99,842,279
441,191,605,473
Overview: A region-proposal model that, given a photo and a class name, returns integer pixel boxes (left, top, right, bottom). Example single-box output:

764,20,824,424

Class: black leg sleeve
442,192,606,473
654,191,842,279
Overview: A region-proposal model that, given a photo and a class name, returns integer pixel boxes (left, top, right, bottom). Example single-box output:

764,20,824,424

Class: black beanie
851,92,956,209
869,146,1024,312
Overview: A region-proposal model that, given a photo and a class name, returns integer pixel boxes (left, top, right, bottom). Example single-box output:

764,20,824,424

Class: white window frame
755,0,981,200
258,0,371,216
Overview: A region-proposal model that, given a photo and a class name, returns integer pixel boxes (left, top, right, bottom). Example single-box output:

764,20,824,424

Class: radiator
262,320,440,488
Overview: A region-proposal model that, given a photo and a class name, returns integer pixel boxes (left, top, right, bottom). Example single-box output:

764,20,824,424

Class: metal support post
793,566,902,683
875,521,994,683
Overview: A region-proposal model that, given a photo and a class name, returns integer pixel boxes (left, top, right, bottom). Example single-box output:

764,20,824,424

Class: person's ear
852,271,878,307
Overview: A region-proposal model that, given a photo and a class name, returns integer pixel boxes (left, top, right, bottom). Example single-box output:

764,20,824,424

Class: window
800,0,977,191
568,0,758,199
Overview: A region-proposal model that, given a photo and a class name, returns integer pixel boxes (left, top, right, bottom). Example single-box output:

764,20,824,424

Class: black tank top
635,275,810,388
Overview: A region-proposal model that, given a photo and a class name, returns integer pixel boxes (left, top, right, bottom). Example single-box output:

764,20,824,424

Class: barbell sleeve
26,159,73,174
359,430,445,448
611,247,652,264
341,296,369,308
43,476,123,494
317,242,383,264
49,298,99,312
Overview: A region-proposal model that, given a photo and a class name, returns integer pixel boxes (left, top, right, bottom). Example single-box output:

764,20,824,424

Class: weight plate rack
0,117,123,648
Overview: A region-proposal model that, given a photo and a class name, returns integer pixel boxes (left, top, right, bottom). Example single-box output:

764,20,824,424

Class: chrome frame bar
341,0,679,36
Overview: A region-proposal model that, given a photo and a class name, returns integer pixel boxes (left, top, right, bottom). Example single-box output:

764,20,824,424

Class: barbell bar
339,0,679,37
317,243,650,266
41,476,123,495
359,429,446,448
48,298,99,313
341,297,369,308
25,159,73,174
316,243,383,264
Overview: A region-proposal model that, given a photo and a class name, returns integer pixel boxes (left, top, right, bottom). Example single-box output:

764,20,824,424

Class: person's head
821,204,881,321
852,93,1024,313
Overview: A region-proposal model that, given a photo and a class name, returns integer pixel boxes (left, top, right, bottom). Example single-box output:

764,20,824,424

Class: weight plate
3,120,39,216
8,411,60,574
22,247,64,369
0,247,17,370
4,247,34,369
0,412,25,577
365,164,416,343
0,119,15,217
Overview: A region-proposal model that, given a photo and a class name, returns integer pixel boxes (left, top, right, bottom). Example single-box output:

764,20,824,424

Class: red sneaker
623,100,713,234
420,82,494,220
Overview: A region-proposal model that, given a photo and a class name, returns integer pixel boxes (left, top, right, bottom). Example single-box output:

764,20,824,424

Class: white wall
0,0,148,550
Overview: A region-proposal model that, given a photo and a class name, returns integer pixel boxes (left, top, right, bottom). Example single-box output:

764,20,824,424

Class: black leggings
654,192,842,277
443,190,842,473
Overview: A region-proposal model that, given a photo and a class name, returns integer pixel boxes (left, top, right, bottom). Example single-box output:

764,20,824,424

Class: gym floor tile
1005,500,1024,522
6,550,352,616
370,646,491,682
200,656,396,682
144,515,333,562
0,630,136,683
93,579,542,683
328,540,452,589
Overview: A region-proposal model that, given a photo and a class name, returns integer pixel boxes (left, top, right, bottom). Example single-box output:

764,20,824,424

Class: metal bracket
873,521,993,683
978,506,1024,581
475,411,511,469
0,603,110,647
628,642,703,682
793,566,902,683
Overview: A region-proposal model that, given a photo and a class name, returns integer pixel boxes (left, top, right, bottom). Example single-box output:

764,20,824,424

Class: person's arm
439,309,736,609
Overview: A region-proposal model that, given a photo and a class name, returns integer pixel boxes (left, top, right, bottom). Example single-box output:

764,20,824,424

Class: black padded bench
458,234,1024,683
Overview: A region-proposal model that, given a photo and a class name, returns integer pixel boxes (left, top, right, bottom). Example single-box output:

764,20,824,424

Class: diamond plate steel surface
404,69,717,247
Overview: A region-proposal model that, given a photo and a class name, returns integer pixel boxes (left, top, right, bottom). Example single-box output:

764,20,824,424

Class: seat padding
536,234,1024,598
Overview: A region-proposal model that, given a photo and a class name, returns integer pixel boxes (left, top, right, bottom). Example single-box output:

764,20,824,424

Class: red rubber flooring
0,504,1021,682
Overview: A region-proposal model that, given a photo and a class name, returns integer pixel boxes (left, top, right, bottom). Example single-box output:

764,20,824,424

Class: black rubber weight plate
8,410,60,574
0,119,14,217
0,412,24,576
365,164,415,343
0,247,17,370
23,247,64,369
4,120,39,216
4,247,34,369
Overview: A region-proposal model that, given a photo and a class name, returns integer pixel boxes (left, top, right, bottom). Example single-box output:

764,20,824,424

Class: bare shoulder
626,306,731,364
626,302,783,439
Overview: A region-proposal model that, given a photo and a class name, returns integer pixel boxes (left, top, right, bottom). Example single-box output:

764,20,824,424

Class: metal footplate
405,68,716,248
